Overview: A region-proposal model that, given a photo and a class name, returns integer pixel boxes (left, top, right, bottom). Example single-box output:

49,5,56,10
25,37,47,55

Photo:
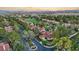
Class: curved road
32,39,54,51
19,25,54,51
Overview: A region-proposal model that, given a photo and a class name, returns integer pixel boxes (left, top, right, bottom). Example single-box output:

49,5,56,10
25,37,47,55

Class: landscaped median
28,39,37,51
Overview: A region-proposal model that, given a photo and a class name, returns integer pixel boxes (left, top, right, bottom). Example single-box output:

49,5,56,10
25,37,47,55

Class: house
4,26,13,32
0,42,10,51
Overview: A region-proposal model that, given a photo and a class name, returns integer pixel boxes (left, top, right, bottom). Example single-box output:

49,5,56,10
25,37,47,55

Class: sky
0,0,79,11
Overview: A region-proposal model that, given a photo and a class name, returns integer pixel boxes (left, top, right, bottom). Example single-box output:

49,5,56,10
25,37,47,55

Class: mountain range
0,10,79,14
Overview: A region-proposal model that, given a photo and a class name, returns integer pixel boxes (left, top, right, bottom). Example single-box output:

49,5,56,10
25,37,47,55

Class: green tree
52,37,73,51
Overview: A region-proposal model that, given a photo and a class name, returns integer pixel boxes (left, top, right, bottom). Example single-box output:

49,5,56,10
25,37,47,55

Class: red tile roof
0,43,10,51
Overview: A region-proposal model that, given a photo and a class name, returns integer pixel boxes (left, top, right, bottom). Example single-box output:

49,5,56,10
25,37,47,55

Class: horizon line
0,7,79,11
